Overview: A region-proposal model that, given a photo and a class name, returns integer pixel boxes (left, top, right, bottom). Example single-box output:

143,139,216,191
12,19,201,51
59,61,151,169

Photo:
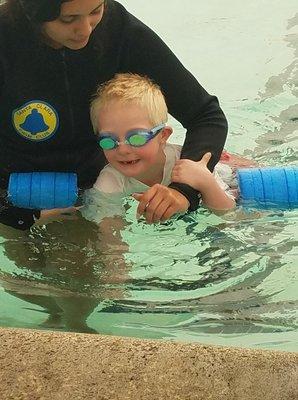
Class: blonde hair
90,73,168,133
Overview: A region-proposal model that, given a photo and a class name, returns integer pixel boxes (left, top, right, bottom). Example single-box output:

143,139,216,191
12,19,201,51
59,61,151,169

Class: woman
0,0,228,229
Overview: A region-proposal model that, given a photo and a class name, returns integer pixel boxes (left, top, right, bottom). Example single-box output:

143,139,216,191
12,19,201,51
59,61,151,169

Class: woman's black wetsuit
0,0,228,229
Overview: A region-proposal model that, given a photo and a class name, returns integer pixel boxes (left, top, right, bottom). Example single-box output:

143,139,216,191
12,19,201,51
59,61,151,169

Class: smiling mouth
119,160,140,165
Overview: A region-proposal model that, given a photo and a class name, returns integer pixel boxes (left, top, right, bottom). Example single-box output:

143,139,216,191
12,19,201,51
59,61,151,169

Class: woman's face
41,0,105,49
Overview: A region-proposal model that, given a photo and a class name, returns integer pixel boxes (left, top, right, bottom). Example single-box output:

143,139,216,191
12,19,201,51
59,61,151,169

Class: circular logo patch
12,100,59,141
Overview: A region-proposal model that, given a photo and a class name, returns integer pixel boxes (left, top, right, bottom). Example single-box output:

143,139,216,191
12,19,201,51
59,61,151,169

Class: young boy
85,73,244,223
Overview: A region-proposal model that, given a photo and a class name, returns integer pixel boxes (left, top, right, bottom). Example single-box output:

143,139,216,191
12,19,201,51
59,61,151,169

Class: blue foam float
8,172,78,209
237,166,298,208
6,167,298,210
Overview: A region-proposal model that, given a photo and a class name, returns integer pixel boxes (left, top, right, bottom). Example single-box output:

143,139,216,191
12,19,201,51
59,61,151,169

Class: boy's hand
171,152,213,191
132,185,189,224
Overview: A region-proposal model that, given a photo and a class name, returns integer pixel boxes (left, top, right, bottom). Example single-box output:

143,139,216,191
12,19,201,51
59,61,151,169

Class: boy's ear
161,126,172,143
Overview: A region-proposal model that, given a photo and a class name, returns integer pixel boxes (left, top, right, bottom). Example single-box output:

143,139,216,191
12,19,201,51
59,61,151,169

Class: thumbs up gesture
171,152,213,191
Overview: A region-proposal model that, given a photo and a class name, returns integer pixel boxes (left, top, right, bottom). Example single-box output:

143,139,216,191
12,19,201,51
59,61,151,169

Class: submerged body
83,143,238,223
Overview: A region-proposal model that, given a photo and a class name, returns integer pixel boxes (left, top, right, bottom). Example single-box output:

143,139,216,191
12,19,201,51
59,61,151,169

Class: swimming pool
0,0,297,351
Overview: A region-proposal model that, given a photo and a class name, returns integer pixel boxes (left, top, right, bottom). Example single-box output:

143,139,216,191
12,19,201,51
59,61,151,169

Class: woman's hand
36,207,80,225
132,185,189,224
171,152,213,191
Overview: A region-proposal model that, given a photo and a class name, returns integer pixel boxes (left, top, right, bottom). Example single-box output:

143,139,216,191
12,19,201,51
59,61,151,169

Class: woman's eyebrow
61,1,105,18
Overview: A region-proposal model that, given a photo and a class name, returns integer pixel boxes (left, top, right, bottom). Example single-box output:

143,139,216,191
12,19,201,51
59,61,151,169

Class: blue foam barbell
8,172,78,209
6,167,298,211
237,166,298,208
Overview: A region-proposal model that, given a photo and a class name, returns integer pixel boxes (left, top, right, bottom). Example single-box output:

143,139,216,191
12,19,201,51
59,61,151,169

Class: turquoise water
0,1,297,351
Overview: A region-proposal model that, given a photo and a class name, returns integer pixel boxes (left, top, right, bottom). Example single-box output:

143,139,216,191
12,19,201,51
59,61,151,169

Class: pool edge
0,327,297,399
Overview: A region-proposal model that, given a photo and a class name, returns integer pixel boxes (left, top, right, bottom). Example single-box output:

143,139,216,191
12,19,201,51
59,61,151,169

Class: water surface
0,0,297,351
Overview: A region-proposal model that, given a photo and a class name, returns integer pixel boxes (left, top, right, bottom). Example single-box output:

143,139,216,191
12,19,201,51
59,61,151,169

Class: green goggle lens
98,124,165,150
128,134,147,146
99,137,116,150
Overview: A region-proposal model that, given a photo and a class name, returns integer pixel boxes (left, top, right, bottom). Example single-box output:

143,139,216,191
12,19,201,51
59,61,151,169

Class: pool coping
0,327,297,399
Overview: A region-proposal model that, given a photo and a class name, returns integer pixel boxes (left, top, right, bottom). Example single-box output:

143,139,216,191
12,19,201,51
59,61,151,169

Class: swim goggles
97,124,165,150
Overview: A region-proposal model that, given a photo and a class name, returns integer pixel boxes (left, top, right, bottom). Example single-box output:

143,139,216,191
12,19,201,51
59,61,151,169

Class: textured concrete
0,327,297,400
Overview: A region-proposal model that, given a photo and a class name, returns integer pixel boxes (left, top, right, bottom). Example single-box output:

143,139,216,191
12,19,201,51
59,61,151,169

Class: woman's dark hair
1,0,71,42
1,0,107,50
3,0,70,25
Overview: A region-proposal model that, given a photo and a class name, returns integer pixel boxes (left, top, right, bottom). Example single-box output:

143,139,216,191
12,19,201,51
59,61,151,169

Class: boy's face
97,101,171,182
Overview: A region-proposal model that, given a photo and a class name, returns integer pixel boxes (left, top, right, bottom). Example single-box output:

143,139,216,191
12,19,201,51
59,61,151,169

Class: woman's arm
125,15,228,210
128,22,228,161
0,197,40,230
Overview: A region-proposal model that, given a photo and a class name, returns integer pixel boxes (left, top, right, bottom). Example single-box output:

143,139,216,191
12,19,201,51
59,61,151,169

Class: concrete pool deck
0,327,297,400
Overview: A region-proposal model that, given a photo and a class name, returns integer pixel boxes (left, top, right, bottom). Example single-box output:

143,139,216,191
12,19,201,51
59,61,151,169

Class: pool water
0,0,297,351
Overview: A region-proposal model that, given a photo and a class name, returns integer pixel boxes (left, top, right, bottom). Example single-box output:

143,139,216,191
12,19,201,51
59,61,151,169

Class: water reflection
0,215,131,333
108,207,297,337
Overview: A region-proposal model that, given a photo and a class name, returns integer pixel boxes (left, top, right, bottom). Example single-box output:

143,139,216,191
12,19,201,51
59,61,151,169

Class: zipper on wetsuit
60,49,75,140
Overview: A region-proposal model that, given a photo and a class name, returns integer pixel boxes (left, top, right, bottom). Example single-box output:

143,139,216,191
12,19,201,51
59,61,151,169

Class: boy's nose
117,143,132,155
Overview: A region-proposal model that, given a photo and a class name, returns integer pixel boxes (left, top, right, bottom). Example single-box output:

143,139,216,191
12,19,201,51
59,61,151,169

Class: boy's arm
197,177,235,212
171,153,235,212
